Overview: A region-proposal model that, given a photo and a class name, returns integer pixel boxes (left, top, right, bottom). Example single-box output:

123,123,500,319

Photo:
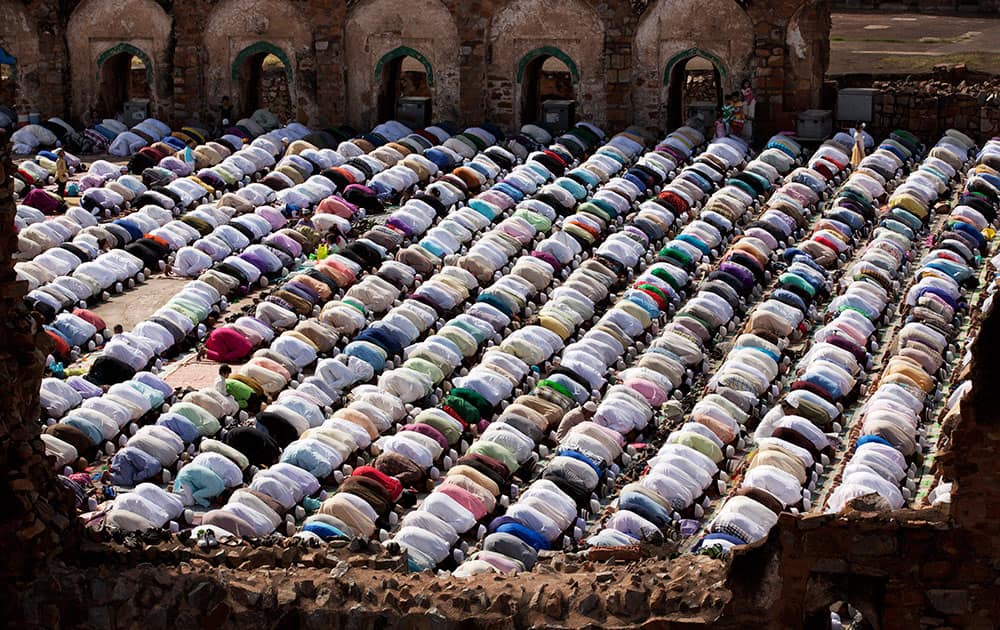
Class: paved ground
161,358,230,390
87,274,189,331
830,12,1000,75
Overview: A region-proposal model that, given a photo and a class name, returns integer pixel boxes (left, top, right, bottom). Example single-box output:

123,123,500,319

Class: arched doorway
801,573,885,630
97,45,152,119
233,45,292,122
0,46,15,107
376,47,433,126
666,51,724,135
803,601,878,630
519,50,577,131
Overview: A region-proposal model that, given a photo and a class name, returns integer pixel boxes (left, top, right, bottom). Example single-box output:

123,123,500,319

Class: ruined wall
0,0,67,117
10,538,735,629
0,0,831,134
201,0,318,124
832,0,998,13
65,0,173,121
869,91,1000,141
831,72,1000,142
0,131,80,616
343,0,462,128
484,0,606,127
633,0,756,127
713,273,1000,630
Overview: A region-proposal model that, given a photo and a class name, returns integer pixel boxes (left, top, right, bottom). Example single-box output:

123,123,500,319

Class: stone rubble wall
832,0,999,13
830,72,1000,141
0,131,80,616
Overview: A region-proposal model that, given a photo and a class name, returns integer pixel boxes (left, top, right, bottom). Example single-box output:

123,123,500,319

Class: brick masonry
0,0,832,136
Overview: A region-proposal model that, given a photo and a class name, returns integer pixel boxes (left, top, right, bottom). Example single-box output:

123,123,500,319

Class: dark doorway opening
667,55,722,133
98,52,149,118
520,54,575,127
377,55,431,124
239,52,291,121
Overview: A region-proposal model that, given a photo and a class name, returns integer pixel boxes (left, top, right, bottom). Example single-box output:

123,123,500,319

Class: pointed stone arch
66,0,171,120
662,48,726,130
375,46,434,87
516,46,580,84
96,43,153,84
663,48,728,85
344,0,460,128
232,42,292,85
634,0,753,130
486,0,604,127
204,0,314,123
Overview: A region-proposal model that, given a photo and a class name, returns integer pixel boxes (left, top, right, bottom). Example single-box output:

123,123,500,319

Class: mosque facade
0,0,830,134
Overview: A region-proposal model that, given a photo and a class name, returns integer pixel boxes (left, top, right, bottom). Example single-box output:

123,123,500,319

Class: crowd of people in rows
16,106,1000,575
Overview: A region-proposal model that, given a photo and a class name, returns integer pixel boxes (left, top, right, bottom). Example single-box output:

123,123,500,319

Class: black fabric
701,279,741,309
411,193,447,217
214,261,251,286
229,220,257,242
540,469,592,506
59,243,90,264
256,412,300,449
708,270,751,297
126,238,169,270
86,355,137,386
149,316,186,345
222,426,280,466
152,186,183,207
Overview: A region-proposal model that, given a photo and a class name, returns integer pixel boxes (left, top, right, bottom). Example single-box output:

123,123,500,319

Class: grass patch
830,37,910,44
829,50,1000,75
864,52,1000,74
918,31,982,45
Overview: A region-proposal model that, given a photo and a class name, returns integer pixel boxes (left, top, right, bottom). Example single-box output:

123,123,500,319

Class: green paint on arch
663,48,728,85
374,46,434,87
231,41,293,85
516,46,580,84
96,43,153,84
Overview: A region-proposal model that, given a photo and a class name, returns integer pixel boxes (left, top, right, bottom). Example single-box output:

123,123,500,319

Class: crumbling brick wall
713,278,1000,630
0,0,831,135
830,71,1000,142
0,131,80,618
832,0,997,13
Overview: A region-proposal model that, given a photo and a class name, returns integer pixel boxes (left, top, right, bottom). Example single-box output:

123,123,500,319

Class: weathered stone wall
832,0,998,13
830,72,1000,141
0,0,68,117
65,0,173,122
869,91,1000,142
9,539,734,629
0,0,831,135
0,131,80,613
